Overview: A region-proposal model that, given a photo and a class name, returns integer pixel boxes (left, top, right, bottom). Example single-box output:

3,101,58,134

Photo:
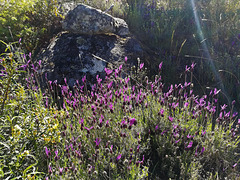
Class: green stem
1,74,12,115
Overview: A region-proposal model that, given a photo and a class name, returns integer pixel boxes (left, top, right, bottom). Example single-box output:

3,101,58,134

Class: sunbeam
190,0,230,104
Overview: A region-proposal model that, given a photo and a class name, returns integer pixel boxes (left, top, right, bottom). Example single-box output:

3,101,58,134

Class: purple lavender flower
220,104,227,112
129,118,137,126
45,147,50,158
110,145,113,153
125,56,128,63
201,130,206,136
213,88,220,96
48,165,52,174
139,63,144,70
96,75,102,84
116,154,122,162
190,62,196,72
95,138,101,148
54,149,59,161
175,139,180,144
82,75,86,83
195,147,198,157
201,147,205,154
106,120,110,127
159,108,164,117
105,68,113,76
59,167,64,175
125,77,130,84
168,116,173,122
187,134,192,139
85,126,94,134
186,141,193,149
185,65,190,73
233,163,237,168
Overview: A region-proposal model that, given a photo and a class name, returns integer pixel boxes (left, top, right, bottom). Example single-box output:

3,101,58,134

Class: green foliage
0,41,60,179
0,0,62,56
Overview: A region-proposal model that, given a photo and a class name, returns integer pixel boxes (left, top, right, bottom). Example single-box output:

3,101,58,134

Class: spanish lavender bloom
186,141,193,149
232,112,238,118
54,149,59,161
201,147,205,154
190,62,196,72
85,126,94,134
109,103,114,113
82,75,86,83
201,130,206,136
129,118,137,126
220,104,227,112
213,88,220,96
48,165,52,174
139,63,144,70
140,155,145,165
159,108,164,117
125,77,130,84
185,65,190,73
105,68,113,76
175,136,181,143
184,102,189,108
168,116,173,122
20,64,28,71
121,120,127,128
195,147,198,157
116,154,122,162
106,120,110,127
95,138,101,148
233,163,237,168
137,145,140,152
125,56,128,63
108,81,113,89
110,145,113,153
59,167,64,175
45,97,48,108
45,147,50,158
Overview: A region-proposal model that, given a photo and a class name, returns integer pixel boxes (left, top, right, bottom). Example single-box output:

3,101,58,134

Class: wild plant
0,41,61,179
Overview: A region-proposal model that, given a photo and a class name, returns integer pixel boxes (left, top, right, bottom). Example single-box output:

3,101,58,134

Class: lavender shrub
44,58,240,179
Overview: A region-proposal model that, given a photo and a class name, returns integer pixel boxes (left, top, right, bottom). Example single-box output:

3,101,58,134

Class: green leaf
0,142,10,150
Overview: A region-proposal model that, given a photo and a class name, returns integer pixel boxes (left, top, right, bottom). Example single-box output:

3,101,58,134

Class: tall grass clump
125,0,240,109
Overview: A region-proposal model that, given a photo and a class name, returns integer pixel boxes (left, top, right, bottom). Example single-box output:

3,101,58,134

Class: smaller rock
62,4,129,37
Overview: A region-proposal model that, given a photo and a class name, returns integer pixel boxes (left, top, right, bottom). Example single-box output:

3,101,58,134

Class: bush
0,0,62,56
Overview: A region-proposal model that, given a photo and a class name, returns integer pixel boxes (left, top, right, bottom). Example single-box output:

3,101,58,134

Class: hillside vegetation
1,0,240,179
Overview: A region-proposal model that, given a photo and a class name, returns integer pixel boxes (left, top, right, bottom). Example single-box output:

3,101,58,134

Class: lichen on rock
62,4,129,37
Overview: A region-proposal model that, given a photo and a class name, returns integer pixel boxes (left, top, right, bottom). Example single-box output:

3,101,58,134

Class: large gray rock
62,4,129,37
38,32,150,87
